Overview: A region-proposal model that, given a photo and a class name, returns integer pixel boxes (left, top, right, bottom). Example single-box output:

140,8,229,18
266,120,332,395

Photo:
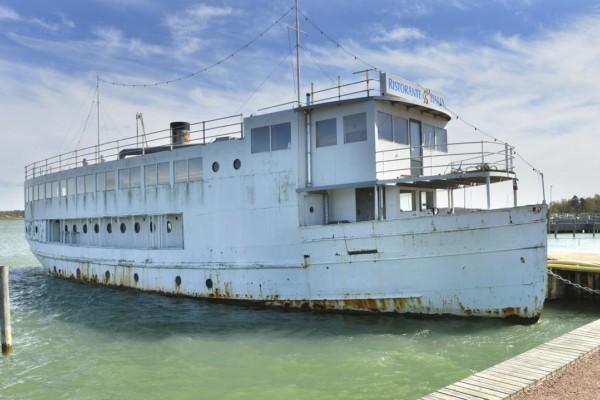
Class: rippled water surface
1,219,599,400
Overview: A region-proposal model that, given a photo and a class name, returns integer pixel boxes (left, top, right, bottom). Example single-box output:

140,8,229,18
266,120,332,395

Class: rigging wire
74,93,98,149
58,83,98,153
300,44,336,85
98,6,294,88
298,8,378,71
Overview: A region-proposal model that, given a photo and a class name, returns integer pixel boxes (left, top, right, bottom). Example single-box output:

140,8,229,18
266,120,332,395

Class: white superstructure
23,72,547,321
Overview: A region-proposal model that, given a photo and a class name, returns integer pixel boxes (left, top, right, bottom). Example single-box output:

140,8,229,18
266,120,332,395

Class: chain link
547,269,600,295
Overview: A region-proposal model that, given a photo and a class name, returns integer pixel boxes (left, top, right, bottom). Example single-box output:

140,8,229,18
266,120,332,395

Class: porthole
107,223,112,234
212,161,219,172
72,224,77,233
166,221,173,233
76,268,81,278
205,278,213,289
134,222,141,233
53,266,57,274
65,225,69,233
94,223,99,234
175,276,182,286
35,226,38,234
149,221,154,233
133,273,139,283
309,206,314,213
233,159,241,170
105,270,110,280
120,222,126,233
83,224,88,234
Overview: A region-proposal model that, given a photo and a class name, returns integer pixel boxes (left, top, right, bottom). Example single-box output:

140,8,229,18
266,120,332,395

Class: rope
99,6,294,88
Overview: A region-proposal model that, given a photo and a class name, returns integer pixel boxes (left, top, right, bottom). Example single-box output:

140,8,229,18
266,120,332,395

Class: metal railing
375,140,515,177
25,114,243,180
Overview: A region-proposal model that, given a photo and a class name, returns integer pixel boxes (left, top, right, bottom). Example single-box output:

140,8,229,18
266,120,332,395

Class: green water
0,220,599,400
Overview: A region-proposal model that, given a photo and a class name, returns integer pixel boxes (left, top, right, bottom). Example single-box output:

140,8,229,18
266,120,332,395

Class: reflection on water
0,219,599,399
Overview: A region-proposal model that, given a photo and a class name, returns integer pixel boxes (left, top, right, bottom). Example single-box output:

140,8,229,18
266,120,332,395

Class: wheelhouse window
174,160,188,183
105,171,116,191
251,126,270,153
435,128,448,152
76,176,85,195
67,178,76,196
96,172,106,192
343,112,367,143
188,158,203,181
251,123,291,153
157,162,170,186
316,118,337,147
145,164,157,187
85,174,94,193
119,168,130,190
377,112,393,142
130,167,141,188
423,124,436,150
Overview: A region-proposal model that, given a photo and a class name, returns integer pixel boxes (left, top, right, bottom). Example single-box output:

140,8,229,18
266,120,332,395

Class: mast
295,0,301,106
96,75,100,162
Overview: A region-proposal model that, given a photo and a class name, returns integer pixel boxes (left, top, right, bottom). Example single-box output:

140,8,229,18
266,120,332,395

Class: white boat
23,12,547,321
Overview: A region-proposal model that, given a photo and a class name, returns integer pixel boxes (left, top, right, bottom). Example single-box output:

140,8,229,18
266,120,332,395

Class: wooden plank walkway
420,318,600,400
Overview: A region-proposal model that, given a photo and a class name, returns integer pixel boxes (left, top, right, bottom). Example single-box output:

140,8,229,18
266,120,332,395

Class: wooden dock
420,318,600,400
547,251,600,272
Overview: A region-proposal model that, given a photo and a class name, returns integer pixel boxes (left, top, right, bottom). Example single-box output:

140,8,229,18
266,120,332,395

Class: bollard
1,266,12,355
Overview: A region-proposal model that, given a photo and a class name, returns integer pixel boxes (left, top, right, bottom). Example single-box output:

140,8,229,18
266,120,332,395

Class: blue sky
1,0,600,209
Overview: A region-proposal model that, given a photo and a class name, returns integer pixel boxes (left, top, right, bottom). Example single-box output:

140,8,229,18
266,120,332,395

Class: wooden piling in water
1,265,12,355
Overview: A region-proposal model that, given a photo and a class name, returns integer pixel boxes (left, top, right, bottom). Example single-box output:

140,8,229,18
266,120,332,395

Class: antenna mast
96,75,100,162
295,0,301,106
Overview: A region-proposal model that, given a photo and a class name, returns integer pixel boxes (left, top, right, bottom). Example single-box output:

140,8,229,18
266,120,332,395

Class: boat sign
380,72,446,109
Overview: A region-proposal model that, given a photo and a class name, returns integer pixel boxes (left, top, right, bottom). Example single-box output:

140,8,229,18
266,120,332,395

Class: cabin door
355,187,375,222
409,120,423,176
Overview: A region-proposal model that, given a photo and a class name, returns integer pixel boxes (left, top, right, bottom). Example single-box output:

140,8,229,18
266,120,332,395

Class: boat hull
30,205,548,321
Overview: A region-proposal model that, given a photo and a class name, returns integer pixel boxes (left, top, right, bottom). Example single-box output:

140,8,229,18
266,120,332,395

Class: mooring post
1,266,12,355
573,217,576,238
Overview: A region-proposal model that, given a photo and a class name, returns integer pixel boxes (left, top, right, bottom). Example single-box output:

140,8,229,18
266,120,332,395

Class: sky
1,0,599,210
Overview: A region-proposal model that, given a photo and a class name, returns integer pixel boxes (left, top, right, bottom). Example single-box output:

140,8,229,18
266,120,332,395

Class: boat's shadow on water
11,267,533,340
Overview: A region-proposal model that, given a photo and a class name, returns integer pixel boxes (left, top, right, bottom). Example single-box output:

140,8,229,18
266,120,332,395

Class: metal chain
547,269,600,295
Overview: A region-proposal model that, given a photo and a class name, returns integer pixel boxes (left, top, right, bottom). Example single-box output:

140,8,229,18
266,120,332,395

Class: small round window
35,226,38,234
233,159,241,170
94,223,99,234
120,223,126,233
134,222,141,233
83,224,88,234
149,221,154,233
107,223,112,234
212,162,220,172
166,221,173,233
72,224,77,233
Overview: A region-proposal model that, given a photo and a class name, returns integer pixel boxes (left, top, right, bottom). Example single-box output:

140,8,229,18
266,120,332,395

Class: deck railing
25,114,243,180
375,140,515,178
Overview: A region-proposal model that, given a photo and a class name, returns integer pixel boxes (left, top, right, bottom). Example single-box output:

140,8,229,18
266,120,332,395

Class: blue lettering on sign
388,78,421,99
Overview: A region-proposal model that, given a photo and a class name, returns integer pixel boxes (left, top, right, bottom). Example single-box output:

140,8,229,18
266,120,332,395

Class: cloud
0,5,19,20
0,5,74,31
373,26,425,43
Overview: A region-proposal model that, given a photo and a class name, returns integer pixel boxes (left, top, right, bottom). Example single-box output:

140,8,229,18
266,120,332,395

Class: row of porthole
64,220,173,234
211,158,241,173
63,266,215,290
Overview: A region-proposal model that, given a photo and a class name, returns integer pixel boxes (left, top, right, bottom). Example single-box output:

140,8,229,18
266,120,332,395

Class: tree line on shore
549,194,600,215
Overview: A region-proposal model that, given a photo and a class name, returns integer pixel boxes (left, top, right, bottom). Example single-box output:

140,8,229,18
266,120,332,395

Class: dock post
1,266,12,355
554,223,558,238
573,217,576,238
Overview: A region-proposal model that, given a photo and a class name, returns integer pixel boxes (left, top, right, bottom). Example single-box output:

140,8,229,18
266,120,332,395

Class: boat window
211,161,219,173
107,223,112,234
85,174,95,193
83,224,88,234
271,122,291,151
423,124,435,150
435,128,448,152
120,222,126,233
393,116,409,145
105,171,116,191
157,162,170,185
28,186,33,202
33,185,37,201
72,224,77,233
174,160,188,183
189,158,203,181
52,181,59,198
134,222,140,233
67,178,75,196
119,168,130,190
166,221,173,233
251,126,270,153
76,176,85,195
420,191,434,211
130,167,141,188
94,223,99,234
60,180,67,196
96,172,106,192
377,112,393,142
399,191,416,212
344,112,367,143
233,159,241,170
145,164,157,187
316,118,337,147
46,182,52,199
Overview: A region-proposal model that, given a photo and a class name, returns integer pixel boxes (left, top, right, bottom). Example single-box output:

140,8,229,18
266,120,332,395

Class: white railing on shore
25,114,243,180
375,140,515,178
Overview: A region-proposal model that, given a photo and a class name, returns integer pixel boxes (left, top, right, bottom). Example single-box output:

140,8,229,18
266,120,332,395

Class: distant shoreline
0,210,24,220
